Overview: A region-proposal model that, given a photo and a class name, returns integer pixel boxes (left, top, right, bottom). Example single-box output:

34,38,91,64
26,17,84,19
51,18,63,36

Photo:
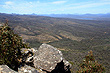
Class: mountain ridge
38,13,110,20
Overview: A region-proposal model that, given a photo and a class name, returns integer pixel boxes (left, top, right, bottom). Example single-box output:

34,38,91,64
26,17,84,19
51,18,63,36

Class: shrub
77,50,105,73
0,23,29,71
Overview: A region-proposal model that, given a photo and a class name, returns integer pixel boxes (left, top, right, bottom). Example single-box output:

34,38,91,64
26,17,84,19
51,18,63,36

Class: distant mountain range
3,13,110,20
24,13,108,20
39,13,110,20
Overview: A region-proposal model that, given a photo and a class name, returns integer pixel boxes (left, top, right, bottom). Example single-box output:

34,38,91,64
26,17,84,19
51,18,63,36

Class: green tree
0,23,29,71
77,50,105,73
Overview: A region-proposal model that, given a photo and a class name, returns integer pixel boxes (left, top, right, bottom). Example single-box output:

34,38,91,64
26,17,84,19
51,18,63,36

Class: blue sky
0,0,110,14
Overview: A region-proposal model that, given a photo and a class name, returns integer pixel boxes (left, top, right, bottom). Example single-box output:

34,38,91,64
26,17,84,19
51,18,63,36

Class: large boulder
34,44,71,72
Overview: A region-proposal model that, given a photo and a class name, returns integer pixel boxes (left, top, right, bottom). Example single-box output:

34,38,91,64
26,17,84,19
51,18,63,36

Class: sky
0,0,110,14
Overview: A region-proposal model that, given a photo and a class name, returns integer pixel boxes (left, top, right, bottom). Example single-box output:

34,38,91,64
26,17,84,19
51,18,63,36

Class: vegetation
77,50,105,73
0,22,29,71
0,13,110,72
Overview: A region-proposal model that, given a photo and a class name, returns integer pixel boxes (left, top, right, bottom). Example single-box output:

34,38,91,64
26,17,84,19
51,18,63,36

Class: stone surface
0,65,39,73
21,48,37,54
18,65,38,73
21,48,37,67
0,24,3,26
0,65,17,73
34,43,71,72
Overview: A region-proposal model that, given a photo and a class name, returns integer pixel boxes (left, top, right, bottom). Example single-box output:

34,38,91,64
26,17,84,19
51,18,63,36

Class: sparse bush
77,50,105,73
0,23,29,71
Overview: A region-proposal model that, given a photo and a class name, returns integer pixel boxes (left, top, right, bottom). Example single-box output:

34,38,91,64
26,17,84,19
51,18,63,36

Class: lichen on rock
33,43,71,72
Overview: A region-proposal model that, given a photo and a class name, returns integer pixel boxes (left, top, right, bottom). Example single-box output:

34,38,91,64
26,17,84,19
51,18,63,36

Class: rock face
34,44,71,72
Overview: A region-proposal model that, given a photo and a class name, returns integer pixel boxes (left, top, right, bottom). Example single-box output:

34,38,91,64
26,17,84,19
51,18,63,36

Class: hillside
0,13,110,72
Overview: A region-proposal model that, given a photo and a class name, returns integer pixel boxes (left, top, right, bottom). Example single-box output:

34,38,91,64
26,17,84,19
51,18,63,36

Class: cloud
5,1,13,5
2,1,14,9
64,1,110,10
1,1,43,14
66,1,93,6
52,1,66,4
100,0,110,1
50,1,110,13
37,1,40,3
77,2,110,8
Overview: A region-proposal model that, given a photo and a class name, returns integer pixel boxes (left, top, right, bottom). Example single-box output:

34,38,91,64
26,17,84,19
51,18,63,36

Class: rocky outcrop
21,48,36,67
34,44,71,72
0,44,71,73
